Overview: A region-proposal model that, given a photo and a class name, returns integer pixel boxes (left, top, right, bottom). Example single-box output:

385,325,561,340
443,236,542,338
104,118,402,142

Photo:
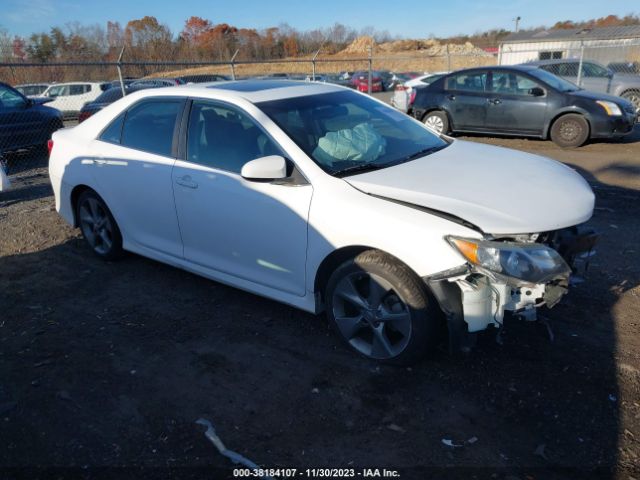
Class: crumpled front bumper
425,226,598,352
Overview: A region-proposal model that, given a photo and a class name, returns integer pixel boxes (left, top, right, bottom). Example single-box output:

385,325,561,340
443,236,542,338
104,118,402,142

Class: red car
349,72,383,93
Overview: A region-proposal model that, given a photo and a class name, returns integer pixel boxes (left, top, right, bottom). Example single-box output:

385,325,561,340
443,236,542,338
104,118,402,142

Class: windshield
256,90,448,176
528,69,580,92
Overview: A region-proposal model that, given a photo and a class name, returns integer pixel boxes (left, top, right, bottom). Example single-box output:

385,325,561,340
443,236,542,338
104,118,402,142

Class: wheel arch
70,184,94,227
544,110,591,139
313,245,426,309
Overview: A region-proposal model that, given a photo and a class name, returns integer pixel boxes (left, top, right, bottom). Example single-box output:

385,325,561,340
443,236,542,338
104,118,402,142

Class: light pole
514,16,521,33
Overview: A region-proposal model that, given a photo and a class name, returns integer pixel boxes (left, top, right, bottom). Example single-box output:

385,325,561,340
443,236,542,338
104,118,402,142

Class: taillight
78,110,92,123
409,90,417,105
47,139,54,156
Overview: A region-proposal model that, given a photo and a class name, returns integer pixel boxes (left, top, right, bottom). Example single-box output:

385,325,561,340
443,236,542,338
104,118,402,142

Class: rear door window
446,71,488,92
120,100,183,157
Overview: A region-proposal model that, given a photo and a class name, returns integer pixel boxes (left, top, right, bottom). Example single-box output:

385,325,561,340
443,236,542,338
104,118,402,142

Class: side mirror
529,87,545,97
241,155,287,181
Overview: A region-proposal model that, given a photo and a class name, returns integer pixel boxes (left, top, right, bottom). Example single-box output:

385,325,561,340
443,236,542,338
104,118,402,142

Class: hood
344,140,595,234
569,88,634,106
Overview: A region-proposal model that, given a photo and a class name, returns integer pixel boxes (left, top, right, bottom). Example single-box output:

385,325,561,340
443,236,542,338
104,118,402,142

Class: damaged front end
426,226,598,352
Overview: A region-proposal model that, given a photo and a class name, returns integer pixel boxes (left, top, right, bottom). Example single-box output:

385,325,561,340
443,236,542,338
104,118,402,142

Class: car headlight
447,236,571,284
596,100,622,116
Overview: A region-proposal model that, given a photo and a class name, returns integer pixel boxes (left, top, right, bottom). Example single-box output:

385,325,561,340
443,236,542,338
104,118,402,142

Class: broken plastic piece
441,438,463,448
195,418,273,479
0,156,10,192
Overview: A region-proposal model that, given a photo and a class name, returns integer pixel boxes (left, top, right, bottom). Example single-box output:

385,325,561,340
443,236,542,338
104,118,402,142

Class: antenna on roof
513,16,521,33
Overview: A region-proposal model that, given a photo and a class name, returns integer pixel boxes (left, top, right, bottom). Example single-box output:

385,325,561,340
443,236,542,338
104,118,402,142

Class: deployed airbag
312,123,386,167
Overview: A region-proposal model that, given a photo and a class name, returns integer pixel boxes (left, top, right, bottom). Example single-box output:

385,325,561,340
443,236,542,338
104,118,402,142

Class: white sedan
390,73,448,113
49,80,597,364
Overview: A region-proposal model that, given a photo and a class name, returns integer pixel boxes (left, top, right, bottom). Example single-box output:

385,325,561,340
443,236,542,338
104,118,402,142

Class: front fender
305,178,479,296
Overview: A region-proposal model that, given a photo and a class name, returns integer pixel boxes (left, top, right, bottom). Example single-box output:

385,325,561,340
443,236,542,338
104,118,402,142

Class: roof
502,25,640,44
177,79,345,103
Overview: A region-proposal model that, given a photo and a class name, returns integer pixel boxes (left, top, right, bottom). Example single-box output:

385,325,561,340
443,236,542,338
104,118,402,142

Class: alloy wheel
79,197,114,256
424,115,444,133
559,119,582,143
332,272,412,360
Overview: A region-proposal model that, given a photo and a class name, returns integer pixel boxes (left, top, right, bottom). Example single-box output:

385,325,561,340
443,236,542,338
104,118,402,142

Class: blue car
0,81,63,154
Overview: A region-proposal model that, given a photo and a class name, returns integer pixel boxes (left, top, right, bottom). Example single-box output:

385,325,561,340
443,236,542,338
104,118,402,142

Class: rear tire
325,250,441,365
422,110,449,135
550,114,589,148
76,190,123,261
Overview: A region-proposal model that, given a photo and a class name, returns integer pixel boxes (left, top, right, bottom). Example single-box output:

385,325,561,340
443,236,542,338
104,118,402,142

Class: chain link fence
498,27,640,111
0,49,496,182
1,31,639,184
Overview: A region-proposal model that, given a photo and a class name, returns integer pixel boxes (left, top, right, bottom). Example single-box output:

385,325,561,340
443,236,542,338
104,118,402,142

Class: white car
391,73,448,113
41,82,107,118
49,80,597,364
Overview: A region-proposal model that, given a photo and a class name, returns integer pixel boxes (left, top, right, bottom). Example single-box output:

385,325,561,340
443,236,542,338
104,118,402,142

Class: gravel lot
1,120,639,479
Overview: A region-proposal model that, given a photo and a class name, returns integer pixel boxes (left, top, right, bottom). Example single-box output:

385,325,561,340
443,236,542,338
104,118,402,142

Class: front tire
76,190,123,260
621,89,640,113
422,110,449,135
550,114,589,148
325,250,441,365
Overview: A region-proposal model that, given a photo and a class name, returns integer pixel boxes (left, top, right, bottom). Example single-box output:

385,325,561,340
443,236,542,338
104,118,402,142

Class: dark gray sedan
410,65,637,147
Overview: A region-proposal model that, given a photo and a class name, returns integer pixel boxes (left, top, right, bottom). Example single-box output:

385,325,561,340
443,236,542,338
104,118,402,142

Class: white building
498,25,640,66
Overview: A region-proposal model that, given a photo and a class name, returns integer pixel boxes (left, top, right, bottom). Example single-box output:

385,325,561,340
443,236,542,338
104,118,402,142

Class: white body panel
172,159,313,296
49,82,594,318
89,139,183,257
346,140,594,234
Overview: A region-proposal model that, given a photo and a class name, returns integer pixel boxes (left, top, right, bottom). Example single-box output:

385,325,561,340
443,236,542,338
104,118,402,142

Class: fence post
312,47,322,81
368,45,373,94
116,46,126,96
230,49,239,80
576,41,585,87
446,44,451,72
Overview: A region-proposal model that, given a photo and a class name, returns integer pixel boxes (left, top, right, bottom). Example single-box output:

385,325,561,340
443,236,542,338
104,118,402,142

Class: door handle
487,98,502,105
447,94,456,101
176,175,198,189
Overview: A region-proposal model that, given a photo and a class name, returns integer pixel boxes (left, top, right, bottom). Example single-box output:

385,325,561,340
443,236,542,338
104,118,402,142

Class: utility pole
514,16,521,33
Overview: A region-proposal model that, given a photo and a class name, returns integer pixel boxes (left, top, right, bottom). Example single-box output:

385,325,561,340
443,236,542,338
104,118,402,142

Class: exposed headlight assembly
447,236,571,284
596,100,622,116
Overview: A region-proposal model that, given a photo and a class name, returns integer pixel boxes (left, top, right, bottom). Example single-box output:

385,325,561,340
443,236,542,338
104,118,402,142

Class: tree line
1,13,639,64
0,16,394,63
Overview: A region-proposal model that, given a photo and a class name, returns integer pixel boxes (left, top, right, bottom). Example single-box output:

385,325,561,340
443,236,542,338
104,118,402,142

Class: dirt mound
340,36,375,54
338,36,491,57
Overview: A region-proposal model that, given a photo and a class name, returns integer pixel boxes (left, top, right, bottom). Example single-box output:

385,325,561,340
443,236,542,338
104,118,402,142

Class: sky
2,0,638,39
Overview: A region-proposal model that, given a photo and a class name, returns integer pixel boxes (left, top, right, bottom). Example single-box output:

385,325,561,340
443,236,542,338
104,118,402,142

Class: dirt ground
1,122,639,479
